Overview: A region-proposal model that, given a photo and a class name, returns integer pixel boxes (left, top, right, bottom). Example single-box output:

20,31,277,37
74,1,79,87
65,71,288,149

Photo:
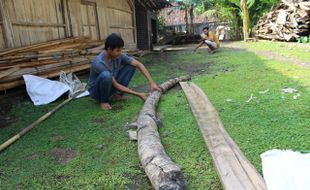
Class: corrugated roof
137,0,171,11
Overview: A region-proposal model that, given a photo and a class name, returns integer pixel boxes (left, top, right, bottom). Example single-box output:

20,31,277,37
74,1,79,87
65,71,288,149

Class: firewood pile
0,37,106,91
256,0,310,41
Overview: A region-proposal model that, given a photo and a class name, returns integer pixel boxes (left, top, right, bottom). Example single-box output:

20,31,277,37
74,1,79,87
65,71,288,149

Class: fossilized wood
136,76,190,190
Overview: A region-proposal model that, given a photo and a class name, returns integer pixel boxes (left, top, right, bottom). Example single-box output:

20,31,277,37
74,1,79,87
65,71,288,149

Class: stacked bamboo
256,0,310,41
0,37,104,91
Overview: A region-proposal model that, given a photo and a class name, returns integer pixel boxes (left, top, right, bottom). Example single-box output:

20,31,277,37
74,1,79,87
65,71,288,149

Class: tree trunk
136,76,190,190
189,4,194,34
241,0,250,40
184,6,189,33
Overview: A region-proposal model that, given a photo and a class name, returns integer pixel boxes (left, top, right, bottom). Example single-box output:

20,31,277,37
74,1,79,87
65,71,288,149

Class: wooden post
127,0,137,45
61,0,72,38
0,0,14,48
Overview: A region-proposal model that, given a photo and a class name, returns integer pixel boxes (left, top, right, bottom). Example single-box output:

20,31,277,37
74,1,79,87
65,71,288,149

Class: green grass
1,42,310,189
240,40,310,63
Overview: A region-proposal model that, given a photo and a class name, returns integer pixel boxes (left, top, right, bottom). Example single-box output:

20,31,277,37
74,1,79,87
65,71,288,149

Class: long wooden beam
180,82,267,190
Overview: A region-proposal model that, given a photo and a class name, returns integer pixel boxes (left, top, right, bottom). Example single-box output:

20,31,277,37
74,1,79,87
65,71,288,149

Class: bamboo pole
0,97,72,152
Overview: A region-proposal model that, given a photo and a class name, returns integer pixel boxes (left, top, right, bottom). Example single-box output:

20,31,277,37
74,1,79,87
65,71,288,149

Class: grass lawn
0,42,309,189
238,40,310,63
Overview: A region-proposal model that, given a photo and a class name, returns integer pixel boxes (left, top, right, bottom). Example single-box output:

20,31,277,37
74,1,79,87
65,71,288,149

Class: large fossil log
134,76,190,190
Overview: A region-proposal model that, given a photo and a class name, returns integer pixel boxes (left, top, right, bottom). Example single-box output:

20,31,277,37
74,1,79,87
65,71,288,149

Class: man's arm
112,77,148,101
193,40,205,52
130,59,161,92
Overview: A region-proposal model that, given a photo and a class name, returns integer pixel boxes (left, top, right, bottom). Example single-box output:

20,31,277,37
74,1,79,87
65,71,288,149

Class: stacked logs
256,0,310,41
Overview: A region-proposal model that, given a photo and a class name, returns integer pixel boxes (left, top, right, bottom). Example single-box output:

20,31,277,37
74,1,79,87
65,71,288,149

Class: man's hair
203,26,209,31
104,33,124,50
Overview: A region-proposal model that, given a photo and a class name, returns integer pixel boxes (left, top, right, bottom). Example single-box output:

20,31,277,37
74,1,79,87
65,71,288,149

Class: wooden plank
61,0,72,37
0,67,19,79
0,63,90,91
0,25,6,49
0,37,85,56
0,0,14,48
0,58,89,83
180,82,267,190
0,21,66,27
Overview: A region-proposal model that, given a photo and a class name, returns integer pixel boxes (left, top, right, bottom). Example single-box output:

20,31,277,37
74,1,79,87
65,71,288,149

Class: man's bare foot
111,94,131,101
100,103,112,110
208,49,215,54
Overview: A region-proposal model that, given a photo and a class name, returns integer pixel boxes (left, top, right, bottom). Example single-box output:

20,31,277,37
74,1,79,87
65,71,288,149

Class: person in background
193,26,220,53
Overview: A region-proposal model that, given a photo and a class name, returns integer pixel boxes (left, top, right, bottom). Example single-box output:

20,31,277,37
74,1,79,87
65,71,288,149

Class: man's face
203,29,209,35
107,47,122,58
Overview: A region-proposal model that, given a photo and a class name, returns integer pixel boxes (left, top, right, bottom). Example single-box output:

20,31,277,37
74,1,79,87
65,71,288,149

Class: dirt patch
93,118,106,124
0,115,18,128
50,135,65,142
132,84,149,92
174,63,211,76
49,147,79,164
54,175,72,182
0,88,29,128
25,153,39,160
127,173,152,190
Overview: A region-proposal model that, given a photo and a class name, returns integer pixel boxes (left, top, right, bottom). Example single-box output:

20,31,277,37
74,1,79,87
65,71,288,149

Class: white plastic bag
261,149,310,190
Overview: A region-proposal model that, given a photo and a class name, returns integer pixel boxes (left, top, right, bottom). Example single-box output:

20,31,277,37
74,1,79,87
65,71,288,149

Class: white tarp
261,149,310,190
23,74,89,106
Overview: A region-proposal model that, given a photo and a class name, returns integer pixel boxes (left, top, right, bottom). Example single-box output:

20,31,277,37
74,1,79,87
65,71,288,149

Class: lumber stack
0,37,104,91
256,0,310,41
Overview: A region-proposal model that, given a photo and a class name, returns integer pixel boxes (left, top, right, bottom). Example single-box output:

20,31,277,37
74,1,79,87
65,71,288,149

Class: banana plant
229,0,256,40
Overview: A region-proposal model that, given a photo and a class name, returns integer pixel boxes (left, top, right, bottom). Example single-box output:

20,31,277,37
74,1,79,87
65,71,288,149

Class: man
193,26,220,53
88,33,161,110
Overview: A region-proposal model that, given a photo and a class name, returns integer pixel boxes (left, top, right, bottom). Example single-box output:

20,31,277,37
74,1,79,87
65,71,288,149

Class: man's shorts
204,40,218,49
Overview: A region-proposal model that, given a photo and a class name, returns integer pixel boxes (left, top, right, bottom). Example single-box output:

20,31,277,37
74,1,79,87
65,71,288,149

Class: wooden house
0,0,169,50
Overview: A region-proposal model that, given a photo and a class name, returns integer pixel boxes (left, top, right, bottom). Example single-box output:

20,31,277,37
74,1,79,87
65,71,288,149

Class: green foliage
229,0,256,9
158,15,166,30
297,36,310,43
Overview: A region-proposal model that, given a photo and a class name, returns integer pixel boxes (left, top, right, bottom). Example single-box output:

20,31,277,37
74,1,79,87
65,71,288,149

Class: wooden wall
0,11,5,48
96,0,136,49
0,0,136,49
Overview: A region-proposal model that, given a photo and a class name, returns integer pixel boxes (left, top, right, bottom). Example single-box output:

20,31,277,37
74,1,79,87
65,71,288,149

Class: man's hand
139,93,149,101
150,82,162,92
